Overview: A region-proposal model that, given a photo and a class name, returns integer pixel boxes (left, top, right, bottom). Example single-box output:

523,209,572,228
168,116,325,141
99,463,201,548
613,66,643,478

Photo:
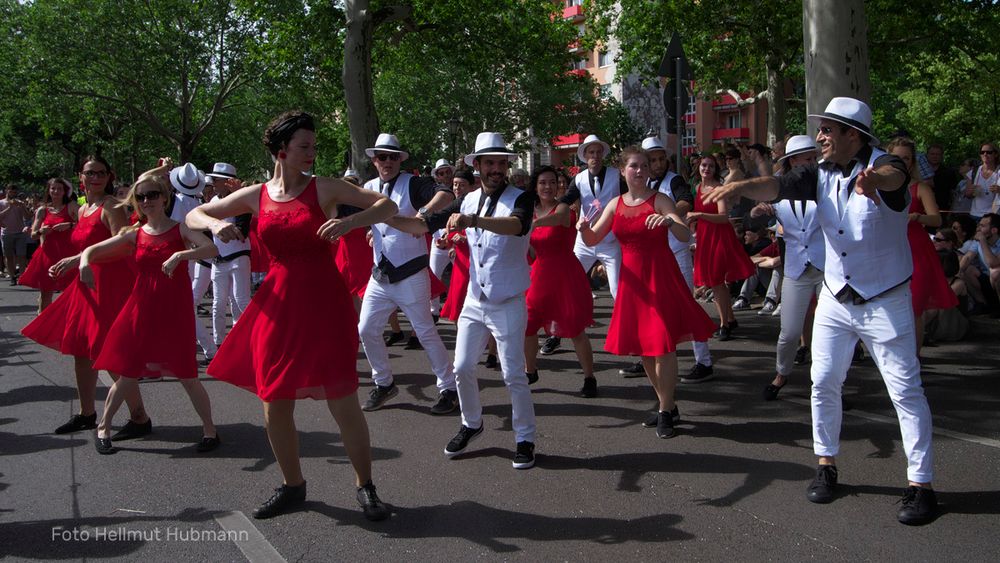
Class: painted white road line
214,511,286,563
781,396,1000,450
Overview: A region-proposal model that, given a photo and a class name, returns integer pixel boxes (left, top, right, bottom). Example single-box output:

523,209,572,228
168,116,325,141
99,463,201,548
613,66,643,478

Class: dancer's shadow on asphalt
539,452,813,506
0,507,218,559
309,500,693,552
0,431,88,456
108,423,401,471
0,384,78,408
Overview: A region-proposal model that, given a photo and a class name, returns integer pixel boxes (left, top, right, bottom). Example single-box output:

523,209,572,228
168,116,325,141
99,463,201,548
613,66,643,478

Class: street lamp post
447,116,461,162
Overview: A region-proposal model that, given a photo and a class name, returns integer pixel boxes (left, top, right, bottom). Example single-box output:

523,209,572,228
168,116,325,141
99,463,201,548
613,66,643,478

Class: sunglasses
82,170,109,178
932,237,946,242
135,191,163,202
375,153,400,162
981,150,997,155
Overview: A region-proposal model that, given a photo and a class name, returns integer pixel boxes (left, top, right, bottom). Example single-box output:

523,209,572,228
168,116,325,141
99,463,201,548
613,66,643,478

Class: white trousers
211,256,251,347
358,271,455,392
574,236,622,301
674,249,712,366
775,265,823,376
429,243,450,315
454,292,536,444
810,282,933,483
190,261,216,358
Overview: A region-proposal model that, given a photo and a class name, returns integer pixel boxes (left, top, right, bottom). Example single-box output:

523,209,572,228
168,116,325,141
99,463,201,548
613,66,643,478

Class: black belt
372,254,428,284
215,250,251,264
831,277,911,305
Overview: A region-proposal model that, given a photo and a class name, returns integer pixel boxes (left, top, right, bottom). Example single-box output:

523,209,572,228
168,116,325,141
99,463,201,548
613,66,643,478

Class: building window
570,58,587,71
599,83,613,98
726,112,742,129
567,0,583,6
598,51,612,67
682,125,696,153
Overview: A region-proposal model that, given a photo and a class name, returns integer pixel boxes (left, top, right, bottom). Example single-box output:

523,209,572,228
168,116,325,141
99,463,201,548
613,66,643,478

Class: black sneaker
111,418,153,441
655,411,676,439
512,441,535,469
252,482,306,519
540,336,561,355
430,389,459,415
484,354,499,369
806,465,838,504
714,326,733,341
794,346,810,365
356,481,390,521
681,363,714,384
525,370,539,385
619,361,645,377
362,384,398,411
444,424,483,457
897,486,938,525
384,331,405,346
580,377,597,398
54,413,97,434
643,406,680,428
195,435,221,453
403,335,423,350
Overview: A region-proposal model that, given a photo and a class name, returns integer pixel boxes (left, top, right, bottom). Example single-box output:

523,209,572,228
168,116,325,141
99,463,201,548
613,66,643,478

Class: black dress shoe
714,326,733,341
484,354,499,369
95,437,116,455
403,335,423,350
619,361,645,378
111,418,153,441
196,435,221,453
897,486,938,525
384,331,405,346
356,481,390,521
806,465,838,504
55,413,97,434
252,482,307,519
762,381,786,401
525,370,539,385
580,377,597,398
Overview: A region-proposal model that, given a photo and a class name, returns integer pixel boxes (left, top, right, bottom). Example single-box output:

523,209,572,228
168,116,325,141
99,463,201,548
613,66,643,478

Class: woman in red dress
22,156,150,437
83,173,220,454
438,168,475,322
185,111,397,521
21,178,79,312
689,157,755,341
886,137,959,354
524,166,596,397
578,147,716,438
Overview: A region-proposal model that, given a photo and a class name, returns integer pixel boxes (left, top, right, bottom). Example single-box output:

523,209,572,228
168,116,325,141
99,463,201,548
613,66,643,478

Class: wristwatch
418,206,430,222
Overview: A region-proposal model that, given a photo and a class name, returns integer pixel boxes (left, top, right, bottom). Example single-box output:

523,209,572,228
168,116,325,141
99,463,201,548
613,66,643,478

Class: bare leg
524,333,539,373
96,375,138,439
73,356,100,417
712,283,734,325
571,332,595,378
263,400,304,486
179,379,217,437
326,392,373,487
38,291,54,313
641,354,678,412
388,310,401,333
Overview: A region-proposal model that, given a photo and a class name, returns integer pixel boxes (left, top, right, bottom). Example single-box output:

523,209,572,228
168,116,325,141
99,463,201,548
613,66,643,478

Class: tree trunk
764,59,786,146
802,0,872,116
343,0,379,179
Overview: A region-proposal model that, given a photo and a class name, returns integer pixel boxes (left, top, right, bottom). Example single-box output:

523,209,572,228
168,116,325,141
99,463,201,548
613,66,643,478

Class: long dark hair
528,165,559,202
43,178,73,206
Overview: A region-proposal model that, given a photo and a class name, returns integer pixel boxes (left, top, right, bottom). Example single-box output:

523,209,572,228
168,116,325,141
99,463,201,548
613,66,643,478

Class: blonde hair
118,175,173,234
885,137,918,178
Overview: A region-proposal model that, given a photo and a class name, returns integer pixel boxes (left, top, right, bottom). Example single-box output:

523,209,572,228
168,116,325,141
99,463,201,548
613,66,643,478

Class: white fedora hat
577,134,611,163
807,97,879,145
777,135,819,163
432,158,454,175
169,163,206,196
343,168,360,179
205,162,237,180
464,132,518,166
641,136,669,154
365,133,410,161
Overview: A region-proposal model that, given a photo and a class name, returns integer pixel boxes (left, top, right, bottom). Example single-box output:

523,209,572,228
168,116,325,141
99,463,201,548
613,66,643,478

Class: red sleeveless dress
93,224,197,379
22,205,136,359
439,230,470,322
526,209,593,336
692,184,755,287
248,216,270,273
207,179,360,401
907,183,959,316
19,206,76,291
334,227,371,299
605,195,716,356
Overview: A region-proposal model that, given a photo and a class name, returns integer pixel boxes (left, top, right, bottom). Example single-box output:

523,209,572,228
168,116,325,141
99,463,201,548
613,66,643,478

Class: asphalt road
2,281,998,562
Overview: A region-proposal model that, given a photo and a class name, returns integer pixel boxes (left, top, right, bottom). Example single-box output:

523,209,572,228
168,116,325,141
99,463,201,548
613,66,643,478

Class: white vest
462,186,531,302
574,166,621,247
816,148,912,299
169,193,201,223
365,172,427,267
775,199,824,280
210,195,250,258
654,171,690,256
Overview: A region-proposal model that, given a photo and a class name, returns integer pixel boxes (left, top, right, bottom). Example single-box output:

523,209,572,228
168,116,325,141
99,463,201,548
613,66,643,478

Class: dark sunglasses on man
375,153,400,162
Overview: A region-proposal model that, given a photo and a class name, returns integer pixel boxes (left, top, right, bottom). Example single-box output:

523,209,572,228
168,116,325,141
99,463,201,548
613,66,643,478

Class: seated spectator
926,229,970,341
733,225,781,314
952,214,978,255
950,158,978,215
959,213,1000,314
